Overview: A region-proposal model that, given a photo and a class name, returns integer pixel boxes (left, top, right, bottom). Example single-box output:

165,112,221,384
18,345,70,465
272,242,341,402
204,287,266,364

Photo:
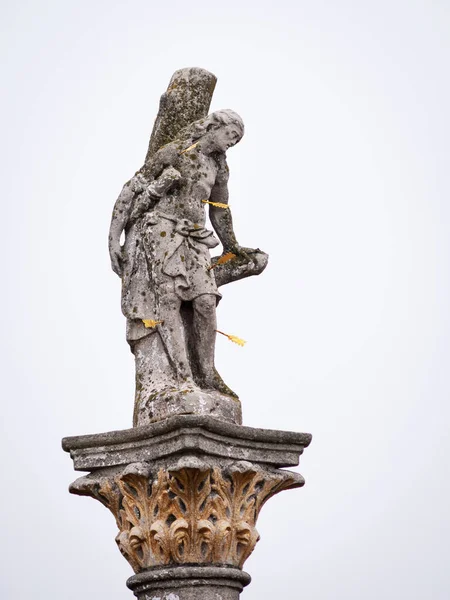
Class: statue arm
208,157,267,285
209,185,239,252
109,157,181,278
109,178,136,277
208,157,239,252
129,166,181,222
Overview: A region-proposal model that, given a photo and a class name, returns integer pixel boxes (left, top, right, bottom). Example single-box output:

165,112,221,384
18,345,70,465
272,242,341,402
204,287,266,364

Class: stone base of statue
134,386,242,426
131,360,243,426
62,415,311,599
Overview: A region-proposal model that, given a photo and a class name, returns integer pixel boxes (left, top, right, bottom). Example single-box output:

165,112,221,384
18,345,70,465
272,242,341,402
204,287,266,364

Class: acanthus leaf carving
73,462,299,572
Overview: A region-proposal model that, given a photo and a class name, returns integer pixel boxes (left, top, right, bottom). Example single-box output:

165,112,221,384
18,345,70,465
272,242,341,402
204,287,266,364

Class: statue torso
156,149,219,225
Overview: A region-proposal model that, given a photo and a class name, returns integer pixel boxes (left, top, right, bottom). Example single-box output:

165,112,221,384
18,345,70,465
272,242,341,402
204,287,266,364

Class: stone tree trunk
144,67,217,164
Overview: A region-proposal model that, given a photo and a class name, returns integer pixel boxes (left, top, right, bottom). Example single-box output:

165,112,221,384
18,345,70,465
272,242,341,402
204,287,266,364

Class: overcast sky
2,1,450,599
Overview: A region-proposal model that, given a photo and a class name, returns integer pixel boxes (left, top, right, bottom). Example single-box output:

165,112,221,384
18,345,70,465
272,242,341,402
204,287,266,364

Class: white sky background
1,1,449,598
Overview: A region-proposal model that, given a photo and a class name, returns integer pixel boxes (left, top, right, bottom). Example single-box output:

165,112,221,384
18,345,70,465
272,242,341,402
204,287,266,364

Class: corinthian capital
71,457,302,572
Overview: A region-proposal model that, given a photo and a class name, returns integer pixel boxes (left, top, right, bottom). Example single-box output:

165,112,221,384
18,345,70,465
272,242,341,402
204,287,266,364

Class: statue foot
203,368,239,400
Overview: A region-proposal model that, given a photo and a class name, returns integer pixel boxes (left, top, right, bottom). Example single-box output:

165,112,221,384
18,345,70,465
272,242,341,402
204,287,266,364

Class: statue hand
110,242,123,277
148,167,182,197
228,244,254,265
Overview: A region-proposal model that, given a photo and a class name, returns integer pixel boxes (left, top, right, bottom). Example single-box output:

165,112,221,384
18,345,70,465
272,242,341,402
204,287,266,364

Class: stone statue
64,69,312,600
108,69,268,427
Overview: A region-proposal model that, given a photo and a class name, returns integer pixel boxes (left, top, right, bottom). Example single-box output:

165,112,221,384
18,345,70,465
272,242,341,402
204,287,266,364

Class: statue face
205,123,243,153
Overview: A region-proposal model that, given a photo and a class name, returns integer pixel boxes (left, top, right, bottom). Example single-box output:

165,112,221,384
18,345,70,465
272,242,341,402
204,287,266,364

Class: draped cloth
122,210,221,342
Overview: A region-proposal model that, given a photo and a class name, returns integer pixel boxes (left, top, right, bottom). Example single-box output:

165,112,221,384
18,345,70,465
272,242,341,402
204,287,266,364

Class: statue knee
193,294,216,317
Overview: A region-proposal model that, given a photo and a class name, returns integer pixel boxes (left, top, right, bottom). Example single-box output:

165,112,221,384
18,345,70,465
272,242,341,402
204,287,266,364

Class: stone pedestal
62,415,311,598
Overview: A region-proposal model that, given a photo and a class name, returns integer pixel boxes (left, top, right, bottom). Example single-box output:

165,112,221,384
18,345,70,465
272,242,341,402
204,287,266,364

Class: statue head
178,109,244,154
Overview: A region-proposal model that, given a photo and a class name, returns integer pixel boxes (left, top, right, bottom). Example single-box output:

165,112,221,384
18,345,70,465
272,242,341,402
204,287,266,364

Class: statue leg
158,291,194,383
192,294,216,379
192,294,238,398
131,333,177,426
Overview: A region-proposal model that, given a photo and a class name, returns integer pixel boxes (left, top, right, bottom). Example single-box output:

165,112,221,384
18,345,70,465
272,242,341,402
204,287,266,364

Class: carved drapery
72,460,297,572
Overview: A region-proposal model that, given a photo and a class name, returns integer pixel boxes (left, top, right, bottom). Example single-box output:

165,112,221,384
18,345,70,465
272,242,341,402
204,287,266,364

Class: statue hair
177,109,244,143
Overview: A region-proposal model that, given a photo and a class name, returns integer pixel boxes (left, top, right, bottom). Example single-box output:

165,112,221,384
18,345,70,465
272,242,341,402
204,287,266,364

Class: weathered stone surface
70,457,302,572
62,415,312,471
144,67,217,165
213,247,269,287
130,341,243,427
64,418,311,578
108,68,269,426
127,566,250,600
62,68,312,599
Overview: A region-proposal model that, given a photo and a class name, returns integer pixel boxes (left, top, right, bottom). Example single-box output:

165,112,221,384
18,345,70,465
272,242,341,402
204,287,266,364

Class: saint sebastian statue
109,69,267,426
